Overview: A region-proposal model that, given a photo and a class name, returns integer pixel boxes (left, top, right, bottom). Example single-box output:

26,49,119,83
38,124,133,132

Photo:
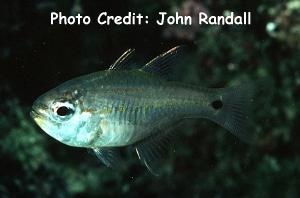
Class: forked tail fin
207,83,256,143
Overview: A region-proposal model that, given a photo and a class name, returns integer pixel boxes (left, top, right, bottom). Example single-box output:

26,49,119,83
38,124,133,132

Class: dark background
0,0,300,197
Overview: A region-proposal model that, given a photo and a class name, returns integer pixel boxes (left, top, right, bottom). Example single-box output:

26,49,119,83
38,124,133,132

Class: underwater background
1,0,300,197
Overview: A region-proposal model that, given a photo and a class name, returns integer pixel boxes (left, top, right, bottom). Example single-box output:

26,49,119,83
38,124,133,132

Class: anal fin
135,129,176,176
92,147,123,169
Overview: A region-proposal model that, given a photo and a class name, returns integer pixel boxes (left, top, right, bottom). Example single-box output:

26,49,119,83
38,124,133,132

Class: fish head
30,84,95,147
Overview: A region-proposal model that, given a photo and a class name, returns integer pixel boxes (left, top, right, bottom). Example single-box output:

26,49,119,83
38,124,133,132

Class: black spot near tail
207,83,255,143
211,100,223,110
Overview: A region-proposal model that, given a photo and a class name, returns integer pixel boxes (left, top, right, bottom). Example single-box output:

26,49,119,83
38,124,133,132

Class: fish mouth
30,108,41,119
30,108,46,128
30,106,49,132
31,101,48,117
30,106,46,120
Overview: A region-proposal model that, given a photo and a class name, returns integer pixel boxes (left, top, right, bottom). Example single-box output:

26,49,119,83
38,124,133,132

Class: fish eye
52,101,75,118
56,106,74,117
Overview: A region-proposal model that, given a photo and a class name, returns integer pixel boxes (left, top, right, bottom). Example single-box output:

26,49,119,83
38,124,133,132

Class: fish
30,46,255,175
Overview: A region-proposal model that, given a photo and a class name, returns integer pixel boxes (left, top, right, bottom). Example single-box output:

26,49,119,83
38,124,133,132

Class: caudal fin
207,83,256,143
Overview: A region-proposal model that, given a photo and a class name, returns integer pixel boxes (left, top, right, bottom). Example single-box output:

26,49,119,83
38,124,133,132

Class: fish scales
31,46,255,174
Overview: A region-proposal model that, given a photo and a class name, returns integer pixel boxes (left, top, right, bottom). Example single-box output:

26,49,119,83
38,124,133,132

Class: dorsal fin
109,48,135,70
140,46,184,80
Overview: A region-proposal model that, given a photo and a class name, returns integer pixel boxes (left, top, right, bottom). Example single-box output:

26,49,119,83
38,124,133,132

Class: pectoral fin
92,147,123,169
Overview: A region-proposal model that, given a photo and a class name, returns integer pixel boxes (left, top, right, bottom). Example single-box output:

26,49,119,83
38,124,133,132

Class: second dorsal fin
140,46,183,80
109,48,135,70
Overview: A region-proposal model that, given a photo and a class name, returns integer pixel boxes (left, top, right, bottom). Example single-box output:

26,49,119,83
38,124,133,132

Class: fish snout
31,98,49,119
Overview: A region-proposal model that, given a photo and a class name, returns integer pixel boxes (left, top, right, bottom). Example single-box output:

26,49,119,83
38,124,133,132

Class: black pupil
211,100,223,110
57,106,73,116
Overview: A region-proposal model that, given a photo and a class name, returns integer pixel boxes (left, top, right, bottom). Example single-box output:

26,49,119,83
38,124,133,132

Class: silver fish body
31,46,254,174
33,70,212,146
